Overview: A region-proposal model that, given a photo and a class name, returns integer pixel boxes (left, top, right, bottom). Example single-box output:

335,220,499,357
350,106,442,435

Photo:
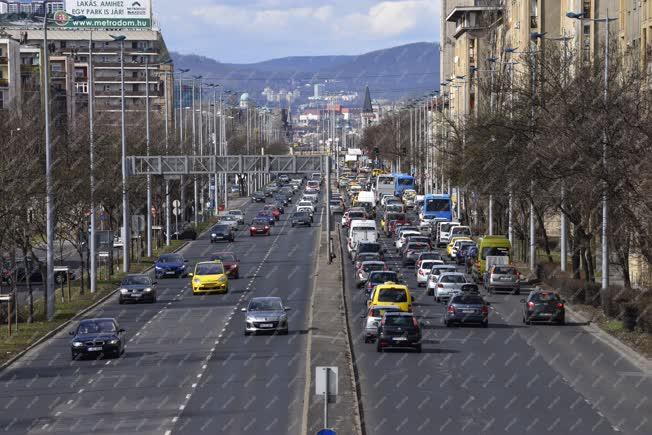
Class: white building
0,2,7,14
313,83,324,98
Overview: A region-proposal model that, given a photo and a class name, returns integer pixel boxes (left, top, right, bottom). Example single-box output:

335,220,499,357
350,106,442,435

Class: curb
533,285,652,375
335,225,365,435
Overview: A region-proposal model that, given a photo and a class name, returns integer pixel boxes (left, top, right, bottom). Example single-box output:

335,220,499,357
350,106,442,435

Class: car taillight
447,305,455,314
527,301,535,309
412,317,420,330
437,283,444,288
557,302,564,309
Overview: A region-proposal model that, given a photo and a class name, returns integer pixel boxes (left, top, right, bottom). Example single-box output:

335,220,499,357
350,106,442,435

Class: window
583,0,591,19
60,41,66,49
75,82,88,94
377,288,407,303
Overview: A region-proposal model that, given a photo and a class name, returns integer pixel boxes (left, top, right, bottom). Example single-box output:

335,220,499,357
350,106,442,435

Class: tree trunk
78,249,85,295
534,208,554,263
572,226,581,279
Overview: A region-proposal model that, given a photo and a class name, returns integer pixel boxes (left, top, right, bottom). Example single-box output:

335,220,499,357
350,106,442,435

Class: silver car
485,265,521,294
426,265,458,296
434,272,473,303
362,305,401,343
242,297,290,335
227,209,245,225
219,214,240,228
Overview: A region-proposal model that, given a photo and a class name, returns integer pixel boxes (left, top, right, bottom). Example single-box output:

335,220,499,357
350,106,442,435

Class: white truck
347,219,378,258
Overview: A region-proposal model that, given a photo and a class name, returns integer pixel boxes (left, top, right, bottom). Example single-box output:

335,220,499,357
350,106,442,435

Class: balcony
0,56,8,64
446,1,502,39
94,89,163,97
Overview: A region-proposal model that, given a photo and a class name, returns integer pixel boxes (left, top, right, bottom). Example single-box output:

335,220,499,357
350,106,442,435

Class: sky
155,0,441,63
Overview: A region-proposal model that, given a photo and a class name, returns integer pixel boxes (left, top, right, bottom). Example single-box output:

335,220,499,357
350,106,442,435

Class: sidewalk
304,217,362,434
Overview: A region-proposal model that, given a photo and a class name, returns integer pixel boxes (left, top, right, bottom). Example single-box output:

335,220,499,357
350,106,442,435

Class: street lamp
110,34,129,273
568,10,618,290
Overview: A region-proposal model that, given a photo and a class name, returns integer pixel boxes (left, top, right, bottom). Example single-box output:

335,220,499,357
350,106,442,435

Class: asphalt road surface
340,212,652,435
0,194,321,435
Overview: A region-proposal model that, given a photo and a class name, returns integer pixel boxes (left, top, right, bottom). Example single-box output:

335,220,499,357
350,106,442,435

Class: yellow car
368,283,413,312
447,236,473,257
190,261,229,294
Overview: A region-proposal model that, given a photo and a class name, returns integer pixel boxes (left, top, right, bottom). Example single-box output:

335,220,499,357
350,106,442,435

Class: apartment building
0,37,21,110
3,28,173,125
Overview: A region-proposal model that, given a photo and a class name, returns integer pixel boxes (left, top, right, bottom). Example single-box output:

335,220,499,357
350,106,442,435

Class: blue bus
421,194,453,221
393,173,415,197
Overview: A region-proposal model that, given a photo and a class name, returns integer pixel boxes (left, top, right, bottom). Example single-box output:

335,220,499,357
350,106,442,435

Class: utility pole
145,53,152,258
88,31,96,292
192,76,198,227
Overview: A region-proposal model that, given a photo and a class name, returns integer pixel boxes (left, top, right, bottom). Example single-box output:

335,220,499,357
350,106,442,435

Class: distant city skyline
156,0,440,63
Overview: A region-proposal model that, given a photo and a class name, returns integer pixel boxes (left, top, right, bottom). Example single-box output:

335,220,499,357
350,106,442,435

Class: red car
250,218,271,236
263,205,281,220
387,216,408,237
210,252,240,279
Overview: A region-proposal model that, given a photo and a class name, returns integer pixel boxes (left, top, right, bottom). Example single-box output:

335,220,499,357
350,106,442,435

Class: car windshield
293,212,309,218
369,272,398,283
432,267,456,276
253,219,268,225
481,247,510,259
494,266,516,274
359,244,381,253
425,198,450,212
440,275,466,283
420,261,440,270
77,320,116,334
212,253,236,262
249,299,283,311
407,243,429,250
349,212,365,218
451,295,484,305
214,225,230,231
531,292,560,302
122,275,151,286
195,263,225,275
384,315,414,326
362,263,384,272
377,288,408,303
370,307,399,317
330,200,340,205
159,254,182,263
419,253,441,261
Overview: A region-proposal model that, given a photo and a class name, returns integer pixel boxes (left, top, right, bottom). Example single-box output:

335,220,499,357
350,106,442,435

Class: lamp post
567,10,616,289
110,34,129,273
88,29,96,292
144,51,152,258
160,60,173,246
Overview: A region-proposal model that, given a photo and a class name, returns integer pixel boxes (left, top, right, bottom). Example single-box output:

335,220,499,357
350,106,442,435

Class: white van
449,225,472,241
347,219,378,257
437,221,460,247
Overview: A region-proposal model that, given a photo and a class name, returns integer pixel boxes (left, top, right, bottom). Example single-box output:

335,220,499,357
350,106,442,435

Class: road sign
98,251,109,258
315,366,338,396
172,200,181,208
317,430,336,435
172,207,181,216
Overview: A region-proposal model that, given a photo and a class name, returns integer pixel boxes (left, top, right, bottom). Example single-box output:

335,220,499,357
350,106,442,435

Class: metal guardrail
127,155,326,175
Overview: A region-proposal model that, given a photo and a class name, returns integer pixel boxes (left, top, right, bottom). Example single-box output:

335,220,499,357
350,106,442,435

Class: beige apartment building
0,36,22,110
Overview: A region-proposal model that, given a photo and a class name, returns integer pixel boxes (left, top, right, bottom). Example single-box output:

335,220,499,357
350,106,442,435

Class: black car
274,195,289,207
376,312,422,353
70,318,126,360
444,293,490,327
291,212,312,227
522,291,565,325
118,274,157,304
210,224,235,243
355,242,384,261
251,191,266,203
170,225,197,240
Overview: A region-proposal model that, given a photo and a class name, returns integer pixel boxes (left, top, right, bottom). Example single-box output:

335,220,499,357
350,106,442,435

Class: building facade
0,37,22,110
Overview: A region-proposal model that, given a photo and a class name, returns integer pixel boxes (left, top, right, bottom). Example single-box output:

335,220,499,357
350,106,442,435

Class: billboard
59,0,151,29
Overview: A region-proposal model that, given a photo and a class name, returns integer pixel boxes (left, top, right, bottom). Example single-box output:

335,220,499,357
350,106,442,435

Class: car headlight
119,288,128,294
193,278,201,284
211,233,216,237
144,287,152,292
218,276,227,282
108,339,119,345
181,265,186,269
155,266,162,270
72,341,84,347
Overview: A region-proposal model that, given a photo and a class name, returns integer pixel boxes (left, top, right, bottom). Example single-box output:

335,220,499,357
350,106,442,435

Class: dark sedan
210,224,235,243
210,252,240,279
444,293,490,327
154,253,188,278
118,274,157,304
522,291,565,325
250,218,271,236
251,191,266,203
256,211,275,226
291,211,312,227
70,318,125,360
376,312,422,353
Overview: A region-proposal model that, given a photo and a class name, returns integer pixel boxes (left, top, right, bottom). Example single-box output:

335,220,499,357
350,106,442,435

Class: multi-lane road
340,210,652,435
0,195,321,435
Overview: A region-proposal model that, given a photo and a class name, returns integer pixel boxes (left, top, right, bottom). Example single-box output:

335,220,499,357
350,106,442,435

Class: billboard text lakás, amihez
60,0,151,29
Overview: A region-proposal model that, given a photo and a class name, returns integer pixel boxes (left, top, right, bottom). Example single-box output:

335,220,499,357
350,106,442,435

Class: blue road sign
317,430,336,435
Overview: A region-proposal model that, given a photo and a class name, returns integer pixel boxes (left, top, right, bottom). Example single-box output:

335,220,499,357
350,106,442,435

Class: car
354,252,383,270
154,253,188,278
291,211,312,227
364,271,401,297
263,184,278,196
210,224,235,243
426,265,459,296
522,290,565,325
401,242,431,266
70,318,125,360
395,230,420,251
342,209,367,227
415,251,443,270
227,209,245,224
296,200,315,214
118,274,157,304
242,296,290,335
416,260,445,286
263,205,281,220
190,261,229,294
368,283,413,312
455,243,475,265
376,312,422,353
362,305,401,343
434,272,473,303
274,194,289,207
218,214,240,228
448,237,474,259
209,252,240,279
250,218,271,236
485,265,521,294
382,212,407,236
251,191,266,203
329,199,344,214
171,225,197,240
256,211,275,226
278,174,289,183
444,294,490,327
355,261,387,287
302,192,319,203
353,242,384,262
